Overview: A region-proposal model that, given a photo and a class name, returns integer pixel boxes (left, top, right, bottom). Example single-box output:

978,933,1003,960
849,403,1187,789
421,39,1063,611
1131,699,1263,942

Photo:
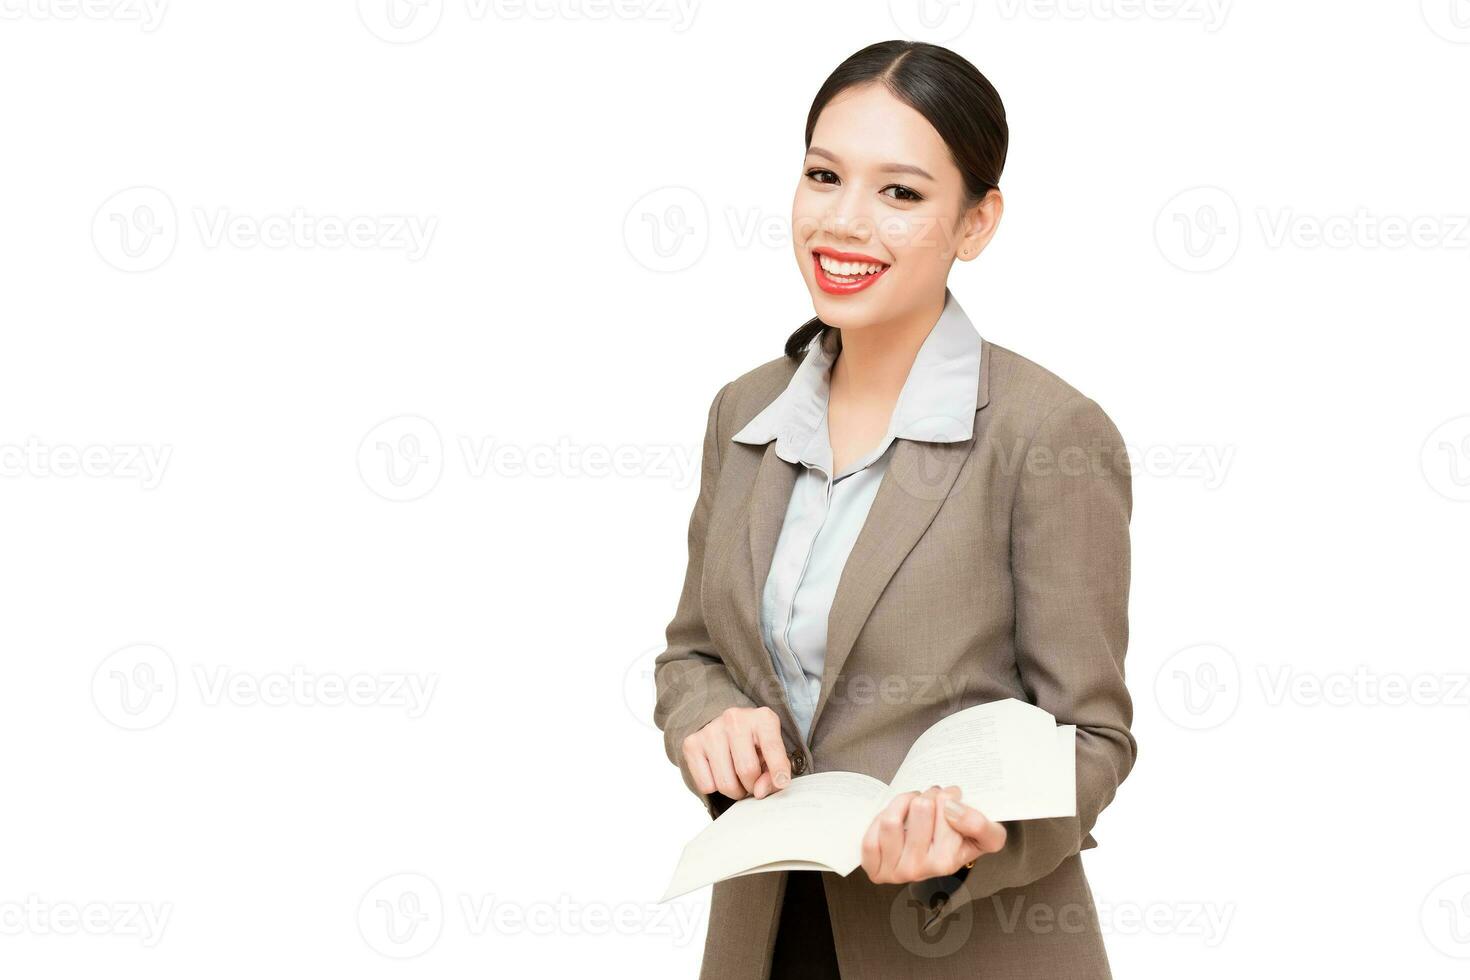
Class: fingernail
944,799,965,818
775,771,790,787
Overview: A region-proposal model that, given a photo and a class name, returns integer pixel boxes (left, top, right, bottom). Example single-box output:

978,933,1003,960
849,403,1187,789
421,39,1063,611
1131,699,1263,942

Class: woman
653,40,1135,979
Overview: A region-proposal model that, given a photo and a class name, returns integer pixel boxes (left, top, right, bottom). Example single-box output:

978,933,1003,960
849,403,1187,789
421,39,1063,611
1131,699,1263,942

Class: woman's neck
828,293,946,403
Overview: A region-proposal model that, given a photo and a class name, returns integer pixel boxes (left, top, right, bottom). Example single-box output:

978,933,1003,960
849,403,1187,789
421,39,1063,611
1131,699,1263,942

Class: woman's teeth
817,253,887,280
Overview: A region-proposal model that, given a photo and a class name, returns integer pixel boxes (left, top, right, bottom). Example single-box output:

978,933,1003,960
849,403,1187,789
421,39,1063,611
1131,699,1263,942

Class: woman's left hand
860,785,1008,884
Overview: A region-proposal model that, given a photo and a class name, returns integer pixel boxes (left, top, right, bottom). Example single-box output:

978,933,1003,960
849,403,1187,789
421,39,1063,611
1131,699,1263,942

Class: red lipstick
811,246,890,295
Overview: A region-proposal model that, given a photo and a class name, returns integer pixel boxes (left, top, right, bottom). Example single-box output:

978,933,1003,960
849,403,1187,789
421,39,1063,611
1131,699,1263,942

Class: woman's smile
811,246,891,295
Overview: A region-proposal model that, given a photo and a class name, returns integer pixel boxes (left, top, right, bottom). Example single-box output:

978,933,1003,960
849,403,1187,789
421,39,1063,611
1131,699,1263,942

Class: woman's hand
860,785,1008,884
682,706,792,801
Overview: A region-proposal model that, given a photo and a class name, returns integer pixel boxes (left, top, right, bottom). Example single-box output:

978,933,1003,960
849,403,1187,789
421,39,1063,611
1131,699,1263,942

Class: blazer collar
729,286,983,470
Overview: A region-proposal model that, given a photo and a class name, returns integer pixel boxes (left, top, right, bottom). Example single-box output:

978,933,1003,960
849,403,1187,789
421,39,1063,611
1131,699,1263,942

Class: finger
751,711,791,791
897,791,937,881
752,770,774,799
943,798,1007,854
725,720,764,797
928,789,969,869
926,787,947,838
706,733,746,800
860,814,883,881
683,741,716,795
956,836,984,868
877,793,914,882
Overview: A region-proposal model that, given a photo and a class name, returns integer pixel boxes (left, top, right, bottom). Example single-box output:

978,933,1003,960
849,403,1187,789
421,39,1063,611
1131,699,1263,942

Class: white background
3,1,1469,976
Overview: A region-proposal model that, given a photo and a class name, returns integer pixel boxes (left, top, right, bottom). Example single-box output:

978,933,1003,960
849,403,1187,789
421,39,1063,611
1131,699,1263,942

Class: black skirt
769,870,842,979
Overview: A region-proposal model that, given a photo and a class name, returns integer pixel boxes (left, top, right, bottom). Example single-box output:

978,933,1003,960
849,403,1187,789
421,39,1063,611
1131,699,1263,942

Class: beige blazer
653,339,1136,979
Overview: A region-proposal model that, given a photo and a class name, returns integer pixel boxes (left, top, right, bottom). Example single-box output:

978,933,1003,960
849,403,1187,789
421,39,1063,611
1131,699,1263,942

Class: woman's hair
785,40,1009,361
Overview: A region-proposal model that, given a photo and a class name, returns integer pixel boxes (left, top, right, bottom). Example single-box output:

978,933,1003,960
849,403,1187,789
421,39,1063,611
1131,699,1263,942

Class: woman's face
791,82,999,331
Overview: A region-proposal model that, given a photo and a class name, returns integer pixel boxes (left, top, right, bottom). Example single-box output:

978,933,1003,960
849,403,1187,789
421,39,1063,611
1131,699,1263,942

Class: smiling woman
653,39,1135,980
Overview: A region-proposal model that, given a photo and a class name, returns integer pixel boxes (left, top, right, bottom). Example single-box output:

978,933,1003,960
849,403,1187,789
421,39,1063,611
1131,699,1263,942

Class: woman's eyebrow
807,145,934,181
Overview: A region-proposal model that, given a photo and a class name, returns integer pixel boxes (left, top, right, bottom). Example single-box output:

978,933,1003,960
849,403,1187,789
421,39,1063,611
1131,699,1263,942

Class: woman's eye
803,169,921,202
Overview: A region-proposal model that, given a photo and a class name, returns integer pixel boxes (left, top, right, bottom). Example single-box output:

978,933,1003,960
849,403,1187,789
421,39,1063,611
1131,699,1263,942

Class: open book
660,698,1075,902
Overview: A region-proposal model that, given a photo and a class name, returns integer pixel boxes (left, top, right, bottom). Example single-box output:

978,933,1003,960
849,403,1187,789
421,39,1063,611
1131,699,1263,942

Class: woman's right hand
682,706,793,801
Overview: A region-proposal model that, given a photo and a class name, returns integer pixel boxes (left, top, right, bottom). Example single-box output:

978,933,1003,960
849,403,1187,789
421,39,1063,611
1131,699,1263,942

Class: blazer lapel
739,340,994,747
809,436,973,736
744,442,802,733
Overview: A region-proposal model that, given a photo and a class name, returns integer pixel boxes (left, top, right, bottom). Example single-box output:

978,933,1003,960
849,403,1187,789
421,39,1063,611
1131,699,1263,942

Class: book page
882,699,1076,822
659,770,887,902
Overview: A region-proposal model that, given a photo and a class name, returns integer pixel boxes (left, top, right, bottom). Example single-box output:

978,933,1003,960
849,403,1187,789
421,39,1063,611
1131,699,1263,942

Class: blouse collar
731,286,983,473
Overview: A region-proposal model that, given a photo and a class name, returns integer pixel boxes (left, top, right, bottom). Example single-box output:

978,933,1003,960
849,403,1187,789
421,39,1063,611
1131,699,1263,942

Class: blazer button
790,753,807,775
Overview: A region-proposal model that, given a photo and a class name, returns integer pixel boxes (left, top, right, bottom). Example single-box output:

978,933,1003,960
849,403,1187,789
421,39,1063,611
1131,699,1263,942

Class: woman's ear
956,188,1004,261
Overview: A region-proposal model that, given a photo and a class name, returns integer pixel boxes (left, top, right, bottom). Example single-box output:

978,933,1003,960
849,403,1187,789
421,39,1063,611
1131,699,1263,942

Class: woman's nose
821,190,874,243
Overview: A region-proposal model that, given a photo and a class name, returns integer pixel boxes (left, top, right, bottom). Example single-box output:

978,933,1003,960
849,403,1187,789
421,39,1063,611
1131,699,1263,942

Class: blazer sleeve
652,381,759,818
911,393,1137,931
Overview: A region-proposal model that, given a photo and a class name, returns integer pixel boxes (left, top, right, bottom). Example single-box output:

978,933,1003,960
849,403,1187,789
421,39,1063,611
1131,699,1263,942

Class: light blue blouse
730,286,984,743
